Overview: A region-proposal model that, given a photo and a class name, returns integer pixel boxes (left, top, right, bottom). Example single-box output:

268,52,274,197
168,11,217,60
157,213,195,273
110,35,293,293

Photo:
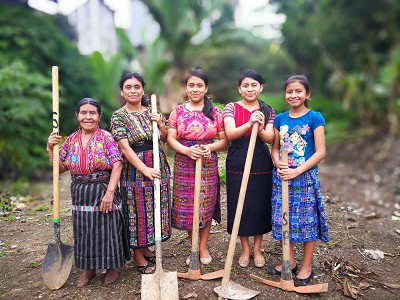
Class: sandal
137,263,156,274
144,255,156,264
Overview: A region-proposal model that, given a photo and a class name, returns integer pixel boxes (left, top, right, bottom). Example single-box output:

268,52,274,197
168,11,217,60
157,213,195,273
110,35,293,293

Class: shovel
177,157,224,281
141,94,179,300
250,149,328,294
42,66,74,290
214,123,260,300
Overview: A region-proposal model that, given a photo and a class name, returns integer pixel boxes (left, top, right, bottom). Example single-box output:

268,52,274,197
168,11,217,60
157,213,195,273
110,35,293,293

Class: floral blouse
60,128,122,175
168,104,224,140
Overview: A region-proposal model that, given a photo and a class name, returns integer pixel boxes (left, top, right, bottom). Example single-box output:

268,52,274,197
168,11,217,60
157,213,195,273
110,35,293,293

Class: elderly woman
46,98,130,287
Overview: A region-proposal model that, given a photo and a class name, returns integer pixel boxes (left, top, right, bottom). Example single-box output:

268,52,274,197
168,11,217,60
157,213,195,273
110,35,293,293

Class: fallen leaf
343,278,358,298
357,281,371,290
378,282,400,289
182,292,198,299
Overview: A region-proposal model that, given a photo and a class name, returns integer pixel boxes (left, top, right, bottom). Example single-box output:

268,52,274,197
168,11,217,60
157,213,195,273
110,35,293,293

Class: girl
168,69,228,265
268,75,329,286
224,70,275,268
110,72,171,274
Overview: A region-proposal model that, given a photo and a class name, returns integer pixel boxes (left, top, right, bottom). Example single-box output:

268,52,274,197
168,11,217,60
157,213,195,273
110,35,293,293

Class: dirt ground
1,135,399,300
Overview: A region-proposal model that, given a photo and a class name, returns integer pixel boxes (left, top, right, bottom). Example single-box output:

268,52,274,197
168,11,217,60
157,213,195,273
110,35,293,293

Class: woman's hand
200,144,211,158
276,160,299,180
100,192,114,213
185,145,203,160
150,112,163,128
47,131,61,151
142,166,161,180
248,111,265,132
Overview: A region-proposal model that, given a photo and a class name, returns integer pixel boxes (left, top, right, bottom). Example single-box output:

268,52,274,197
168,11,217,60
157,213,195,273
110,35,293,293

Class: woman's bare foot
104,269,118,285
77,269,96,288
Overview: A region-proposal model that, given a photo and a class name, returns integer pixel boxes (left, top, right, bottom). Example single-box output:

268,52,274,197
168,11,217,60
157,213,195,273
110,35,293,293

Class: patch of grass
4,215,15,221
30,260,42,268
0,251,6,258
0,191,13,212
219,168,226,185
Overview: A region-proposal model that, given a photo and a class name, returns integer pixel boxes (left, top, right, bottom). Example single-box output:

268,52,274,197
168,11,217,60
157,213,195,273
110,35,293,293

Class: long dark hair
185,69,214,121
119,72,149,107
284,75,311,108
238,69,271,119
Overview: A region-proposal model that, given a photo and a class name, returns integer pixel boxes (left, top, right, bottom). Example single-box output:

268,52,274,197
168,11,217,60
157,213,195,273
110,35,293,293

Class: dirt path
0,137,399,299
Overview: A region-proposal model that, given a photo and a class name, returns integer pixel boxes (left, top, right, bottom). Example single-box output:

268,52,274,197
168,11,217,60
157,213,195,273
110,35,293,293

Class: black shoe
294,270,314,286
266,264,298,276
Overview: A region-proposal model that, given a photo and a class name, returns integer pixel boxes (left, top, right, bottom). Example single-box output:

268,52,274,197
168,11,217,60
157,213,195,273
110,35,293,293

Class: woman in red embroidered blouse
223,70,275,269
47,98,130,287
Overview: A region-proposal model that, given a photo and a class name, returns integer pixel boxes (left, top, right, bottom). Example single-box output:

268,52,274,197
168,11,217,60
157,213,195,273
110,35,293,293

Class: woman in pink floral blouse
168,69,228,265
47,98,130,287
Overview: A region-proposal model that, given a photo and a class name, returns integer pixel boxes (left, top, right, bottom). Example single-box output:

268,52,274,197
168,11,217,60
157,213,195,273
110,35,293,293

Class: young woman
223,69,275,268
110,72,171,274
168,69,228,265
46,98,130,287
267,75,329,286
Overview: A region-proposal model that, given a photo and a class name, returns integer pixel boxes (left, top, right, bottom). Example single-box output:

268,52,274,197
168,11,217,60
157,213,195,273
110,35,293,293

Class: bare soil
1,136,399,300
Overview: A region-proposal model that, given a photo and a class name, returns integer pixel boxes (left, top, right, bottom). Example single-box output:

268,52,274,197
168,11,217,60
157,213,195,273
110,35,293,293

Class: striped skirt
71,171,130,270
120,149,171,248
271,168,330,242
172,139,221,231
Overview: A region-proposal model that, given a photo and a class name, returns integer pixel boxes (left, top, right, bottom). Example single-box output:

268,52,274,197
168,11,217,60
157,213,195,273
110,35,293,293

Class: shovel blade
42,242,74,290
214,281,259,300
141,270,179,300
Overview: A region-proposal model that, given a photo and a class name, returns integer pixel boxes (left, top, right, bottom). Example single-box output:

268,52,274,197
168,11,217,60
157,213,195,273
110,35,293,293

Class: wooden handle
151,94,162,241
52,66,60,221
280,149,291,279
191,158,202,252
221,122,259,288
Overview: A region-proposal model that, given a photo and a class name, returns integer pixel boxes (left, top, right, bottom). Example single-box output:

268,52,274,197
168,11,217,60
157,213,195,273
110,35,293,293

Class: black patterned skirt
71,171,130,269
226,137,273,236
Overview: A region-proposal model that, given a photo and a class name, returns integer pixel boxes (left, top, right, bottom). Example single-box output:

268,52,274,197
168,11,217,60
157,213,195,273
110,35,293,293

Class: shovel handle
280,149,293,280
221,122,259,289
191,157,202,251
151,94,162,241
52,66,60,222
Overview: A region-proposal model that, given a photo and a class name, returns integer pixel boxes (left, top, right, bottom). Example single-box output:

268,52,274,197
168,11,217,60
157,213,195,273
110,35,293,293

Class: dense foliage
270,0,400,134
0,5,95,179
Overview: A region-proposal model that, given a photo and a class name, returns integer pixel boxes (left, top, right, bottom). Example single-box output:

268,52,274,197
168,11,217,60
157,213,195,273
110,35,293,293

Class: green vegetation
0,1,398,182
30,261,42,268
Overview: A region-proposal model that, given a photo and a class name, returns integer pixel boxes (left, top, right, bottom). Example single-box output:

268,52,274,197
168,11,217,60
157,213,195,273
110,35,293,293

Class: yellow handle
52,66,60,222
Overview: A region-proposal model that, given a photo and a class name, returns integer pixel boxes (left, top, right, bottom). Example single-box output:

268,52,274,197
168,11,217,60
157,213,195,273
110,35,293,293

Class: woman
46,98,130,287
268,75,329,286
110,72,171,274
168,69,228,265
223,70,275,268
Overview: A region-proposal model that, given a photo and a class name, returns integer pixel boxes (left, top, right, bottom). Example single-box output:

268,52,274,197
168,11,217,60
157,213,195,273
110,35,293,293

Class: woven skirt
226,137,273,236
171,139,221,231
271,168,330,242
120,149,171,248
71,171,130,270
